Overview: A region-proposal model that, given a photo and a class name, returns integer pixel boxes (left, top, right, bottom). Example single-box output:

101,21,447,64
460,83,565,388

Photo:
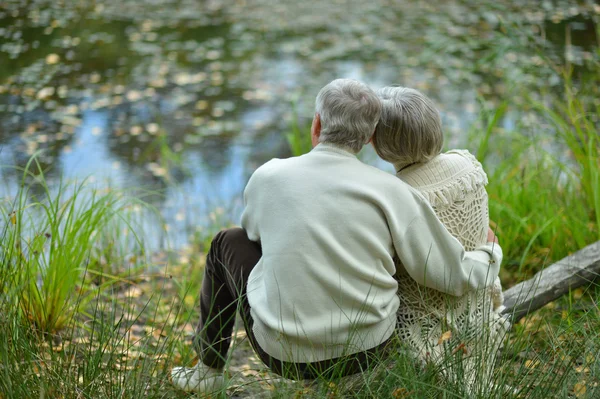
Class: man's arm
240,176,260,242
391,201,502,297
240,162,276,242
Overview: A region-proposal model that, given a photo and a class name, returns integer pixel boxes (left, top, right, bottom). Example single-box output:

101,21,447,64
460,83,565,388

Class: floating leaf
146,123,159,134
45,53,60,64
195,100,208,110
130,126,142,136
126,90,142,102
36,87,55,100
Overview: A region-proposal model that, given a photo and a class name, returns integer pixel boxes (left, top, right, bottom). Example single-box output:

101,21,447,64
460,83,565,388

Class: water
0,0,597,249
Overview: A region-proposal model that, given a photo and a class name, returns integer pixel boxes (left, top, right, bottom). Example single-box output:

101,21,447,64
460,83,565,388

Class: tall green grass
0,158,195,398
476,80,599,279
1,157,147,333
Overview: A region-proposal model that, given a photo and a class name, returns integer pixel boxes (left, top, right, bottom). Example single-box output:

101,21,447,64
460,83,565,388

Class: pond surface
1,0,598,249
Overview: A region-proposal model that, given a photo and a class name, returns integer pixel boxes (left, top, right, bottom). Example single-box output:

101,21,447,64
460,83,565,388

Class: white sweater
241,143,502,363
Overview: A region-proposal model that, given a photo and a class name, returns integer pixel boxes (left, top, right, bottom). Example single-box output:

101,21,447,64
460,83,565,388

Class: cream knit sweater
395,149,510,385
241,144,502,363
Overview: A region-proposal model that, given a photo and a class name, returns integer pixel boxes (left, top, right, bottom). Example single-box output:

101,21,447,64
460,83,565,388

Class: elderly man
171,79,502,393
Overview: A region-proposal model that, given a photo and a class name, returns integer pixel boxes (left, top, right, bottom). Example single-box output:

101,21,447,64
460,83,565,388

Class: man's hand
487,228,499,244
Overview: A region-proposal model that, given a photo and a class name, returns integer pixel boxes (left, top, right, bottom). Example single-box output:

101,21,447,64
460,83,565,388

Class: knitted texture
395,149,509,387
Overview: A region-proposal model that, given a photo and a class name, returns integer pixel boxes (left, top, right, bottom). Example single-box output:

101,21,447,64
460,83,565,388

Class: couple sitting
171,79,509,394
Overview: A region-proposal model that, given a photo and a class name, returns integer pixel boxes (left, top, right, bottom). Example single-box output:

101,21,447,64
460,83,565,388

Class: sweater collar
311,143,357,158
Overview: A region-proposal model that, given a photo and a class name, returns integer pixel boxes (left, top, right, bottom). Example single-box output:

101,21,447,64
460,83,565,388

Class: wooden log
501,241,600,323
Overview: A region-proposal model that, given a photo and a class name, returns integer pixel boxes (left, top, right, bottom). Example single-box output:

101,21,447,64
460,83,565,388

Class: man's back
242,143,416,362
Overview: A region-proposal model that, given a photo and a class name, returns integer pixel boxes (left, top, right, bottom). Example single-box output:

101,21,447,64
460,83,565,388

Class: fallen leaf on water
195,100,208,110
130,126,142,136
146,123,159,134
46,53,60,64
37,87,55,100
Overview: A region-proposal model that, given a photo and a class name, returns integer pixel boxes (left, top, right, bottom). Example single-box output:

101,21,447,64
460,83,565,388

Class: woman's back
395,149,508,387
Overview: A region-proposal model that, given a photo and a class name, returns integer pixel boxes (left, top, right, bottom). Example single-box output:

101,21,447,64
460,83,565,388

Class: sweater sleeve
390,196,502,297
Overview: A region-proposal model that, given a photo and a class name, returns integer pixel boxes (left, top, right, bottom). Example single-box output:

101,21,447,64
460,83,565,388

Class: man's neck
312,142,358,157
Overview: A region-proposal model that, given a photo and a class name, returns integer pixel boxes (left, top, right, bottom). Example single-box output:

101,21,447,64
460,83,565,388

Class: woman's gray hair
315,79,381,153
373,86,443,170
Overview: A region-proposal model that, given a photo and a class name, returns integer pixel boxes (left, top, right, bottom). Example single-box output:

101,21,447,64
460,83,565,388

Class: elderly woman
372,86,510,388
171,79,503,394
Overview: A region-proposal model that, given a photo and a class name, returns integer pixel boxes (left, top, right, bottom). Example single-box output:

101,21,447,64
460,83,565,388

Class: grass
1,157,133,333
477,74,599,281
0,158,197,398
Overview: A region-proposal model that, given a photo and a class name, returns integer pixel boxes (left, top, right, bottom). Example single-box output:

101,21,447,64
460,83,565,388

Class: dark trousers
193,228,390,380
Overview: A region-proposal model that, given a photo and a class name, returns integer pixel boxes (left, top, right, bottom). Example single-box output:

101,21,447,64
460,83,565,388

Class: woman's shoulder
443,149,485,169
398,149,487,185
398,149,488,207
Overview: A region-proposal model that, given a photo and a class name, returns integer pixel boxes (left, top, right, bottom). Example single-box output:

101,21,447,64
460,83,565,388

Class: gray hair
372,87,443,170
315,79,381,153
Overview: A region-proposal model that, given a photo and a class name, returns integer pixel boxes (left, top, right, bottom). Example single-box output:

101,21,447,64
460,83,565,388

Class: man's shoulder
249,156,302,185
254,157,284,174
252,155,298,174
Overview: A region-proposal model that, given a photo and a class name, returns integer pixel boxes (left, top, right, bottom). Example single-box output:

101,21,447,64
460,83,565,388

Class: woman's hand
487,228,499,244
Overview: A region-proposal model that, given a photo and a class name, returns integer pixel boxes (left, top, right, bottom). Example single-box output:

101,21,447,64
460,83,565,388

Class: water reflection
0,0,597,249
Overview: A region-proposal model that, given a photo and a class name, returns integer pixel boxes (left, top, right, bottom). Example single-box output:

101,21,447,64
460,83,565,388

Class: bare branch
502,241,600,323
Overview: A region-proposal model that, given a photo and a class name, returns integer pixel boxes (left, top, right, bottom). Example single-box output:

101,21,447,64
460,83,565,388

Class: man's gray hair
315,79,381,153
373,86,443,170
